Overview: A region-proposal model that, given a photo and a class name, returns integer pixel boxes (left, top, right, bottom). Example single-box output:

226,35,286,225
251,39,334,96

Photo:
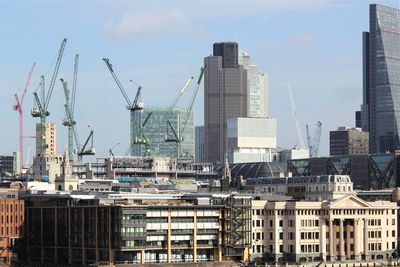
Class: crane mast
165,67,204,160
103,58,148,156
13,63,35,172
32,38,67,157
287,83,306,150
306,121,322,157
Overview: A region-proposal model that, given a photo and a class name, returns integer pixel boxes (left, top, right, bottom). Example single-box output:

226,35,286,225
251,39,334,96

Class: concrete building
251,195,398,264
227,117,277,163
0,189,24,264
0,155,15,177
195,126,204,163
204,42,248,163
21,192,251,266
142,107,194,160
35,122,56,156
363,4,400,153
330,127,369,156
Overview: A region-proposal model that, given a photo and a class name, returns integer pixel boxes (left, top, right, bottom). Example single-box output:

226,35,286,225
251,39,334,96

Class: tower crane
287,83,306,150
306,121,322,157
62,54,79,159
165,67,205,160
31,38,67,157
13,63,36,171
61,77,95,163
103,58,151,156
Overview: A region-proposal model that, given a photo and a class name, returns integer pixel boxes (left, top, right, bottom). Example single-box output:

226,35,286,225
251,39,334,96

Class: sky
0,0,399,163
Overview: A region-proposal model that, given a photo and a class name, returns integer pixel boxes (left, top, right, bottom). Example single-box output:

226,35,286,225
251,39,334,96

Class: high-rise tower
366,4,400,153
204,42,248,163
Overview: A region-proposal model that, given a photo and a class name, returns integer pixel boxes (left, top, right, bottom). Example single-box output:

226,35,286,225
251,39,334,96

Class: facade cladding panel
369,4,400,153
195,126,205,162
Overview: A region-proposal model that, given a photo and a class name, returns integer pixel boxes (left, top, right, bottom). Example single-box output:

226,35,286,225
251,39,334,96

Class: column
339,219,344,261
363,219,369,260
218,208,222,262
346,220,351,259
54,208,58,263
95,207,99,263
329,219,334,261
141,250,145,264
108,207,114,265
167,208,171,263
193,208,197,263
82,208,86,265
320,219,326,262
41,207,44,263
68,208,72,265
354,219,360,260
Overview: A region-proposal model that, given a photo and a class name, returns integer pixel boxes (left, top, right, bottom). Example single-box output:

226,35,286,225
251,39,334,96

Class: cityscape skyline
1,0,399,161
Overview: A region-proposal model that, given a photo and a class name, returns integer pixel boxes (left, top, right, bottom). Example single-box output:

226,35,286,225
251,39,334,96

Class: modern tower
366,4,400,154
204,42,248,163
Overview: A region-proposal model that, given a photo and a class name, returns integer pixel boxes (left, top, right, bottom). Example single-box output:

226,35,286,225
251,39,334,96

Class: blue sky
1,0,399,162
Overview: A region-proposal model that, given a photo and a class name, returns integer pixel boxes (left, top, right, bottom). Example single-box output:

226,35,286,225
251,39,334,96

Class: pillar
95,207,99,263
218,208,222,262
82,208,86,265
354,219,360,260
193,208,197,263
141,250,145,264
320,218,326,261
167,208,171,263
363,219,369,260
339,219,344,261
346,220,351,260
54,208,58,263
329,219,334,261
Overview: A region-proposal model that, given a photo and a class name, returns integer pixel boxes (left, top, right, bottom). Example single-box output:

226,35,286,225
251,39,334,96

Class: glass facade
142,107,194,160
369,4,400,153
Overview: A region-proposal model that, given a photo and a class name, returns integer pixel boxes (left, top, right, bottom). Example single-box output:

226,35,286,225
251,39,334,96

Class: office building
0,155,15,177
142,107,194,160
360,32,370,132
195,126,204,162
21,192,251,266
364,4,400,153
204,42,248,163
227,117,277,163
250,195,398,263
330,127,369,156
239,50,269,118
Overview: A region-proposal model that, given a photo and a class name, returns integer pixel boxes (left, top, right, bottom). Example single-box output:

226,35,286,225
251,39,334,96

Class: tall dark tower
368,4,400,153
204,42,247,163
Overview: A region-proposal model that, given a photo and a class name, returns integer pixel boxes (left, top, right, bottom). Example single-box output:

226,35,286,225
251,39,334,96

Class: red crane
13,63,36,172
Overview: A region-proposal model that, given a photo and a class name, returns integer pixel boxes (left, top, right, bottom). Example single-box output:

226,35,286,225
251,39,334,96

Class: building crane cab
102,58,149,156
165,67,205,160
31,38,67,157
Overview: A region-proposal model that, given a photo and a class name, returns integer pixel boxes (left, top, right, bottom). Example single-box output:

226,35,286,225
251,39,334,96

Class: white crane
287,83,306,150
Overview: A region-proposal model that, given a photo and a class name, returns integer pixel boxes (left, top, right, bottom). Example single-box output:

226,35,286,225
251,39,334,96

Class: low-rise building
0,190,24,264
250,195,398,264
21,192,251,266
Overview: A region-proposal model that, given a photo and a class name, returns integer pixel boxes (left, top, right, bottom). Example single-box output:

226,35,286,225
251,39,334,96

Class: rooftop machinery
31,38,67,157
165,67,205,160
13,63,35,171
103,58,152,156
60,54,95,163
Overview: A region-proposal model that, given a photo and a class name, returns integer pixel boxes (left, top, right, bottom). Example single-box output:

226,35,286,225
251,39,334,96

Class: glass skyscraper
142,107,194,159
366,4,400,153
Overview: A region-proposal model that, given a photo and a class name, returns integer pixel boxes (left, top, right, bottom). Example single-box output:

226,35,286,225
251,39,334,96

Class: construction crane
103,58,150,156
306,121,322,158
13,63,35,171
61,54,79,159
165,67,204,160
31,38,67,157
61,77,95,163
287,83,306,150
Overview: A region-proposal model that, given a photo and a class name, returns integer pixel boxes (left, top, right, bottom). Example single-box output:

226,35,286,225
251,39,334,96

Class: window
269,232,273,240
393,230,396,237
279,220,283,227
279,245,283,253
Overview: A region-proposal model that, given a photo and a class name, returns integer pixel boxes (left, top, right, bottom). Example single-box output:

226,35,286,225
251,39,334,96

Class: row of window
301,220,319,227
0,203,23,213
301,232,320,240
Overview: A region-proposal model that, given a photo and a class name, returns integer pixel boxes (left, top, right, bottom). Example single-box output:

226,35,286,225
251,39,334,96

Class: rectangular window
279,220,283,227
279,232,283,240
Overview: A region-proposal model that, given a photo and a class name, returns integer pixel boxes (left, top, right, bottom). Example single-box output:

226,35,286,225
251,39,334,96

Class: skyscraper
142,107,194,160
366,4,400,153
204,42,248,163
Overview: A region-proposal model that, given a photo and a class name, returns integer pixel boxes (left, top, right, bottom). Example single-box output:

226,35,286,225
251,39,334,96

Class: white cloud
105,10,208,41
